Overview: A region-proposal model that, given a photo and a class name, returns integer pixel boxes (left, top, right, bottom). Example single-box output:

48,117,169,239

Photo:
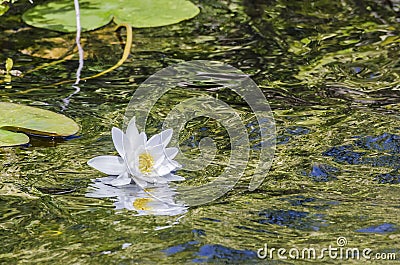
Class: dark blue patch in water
355,133,400,154
356,223,397,233
254,209,326,231
276,127,310,145
323,133,400,171
369,72,380,79
309,163,339,182
374,170,400,184
193,244,257,263
192,229,206,236
251,139,275,150
276,135,290,145
353,66,363,74
323,145,365,164
162,241,199,256
182,135,198,148
286,126,310,135
364,155,400,168
285,196,316,206
257,209,308,226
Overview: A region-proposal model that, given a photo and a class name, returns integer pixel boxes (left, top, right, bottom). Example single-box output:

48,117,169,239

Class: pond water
1,0,399,264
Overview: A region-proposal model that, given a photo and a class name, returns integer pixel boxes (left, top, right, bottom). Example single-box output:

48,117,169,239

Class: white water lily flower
87,117,184,187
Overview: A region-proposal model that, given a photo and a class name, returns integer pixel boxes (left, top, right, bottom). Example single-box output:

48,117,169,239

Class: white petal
160,129,173,146
123,135,133,158
132,177,149,188
124,134,146,164
111,127,125,158
153,155,165,169
126,117,139,140
148,144,165,164
147,129,173,148
161,159,181,172
149,174,184,185
151,164,173,177
114,196,135,210
108,171,131,186
163,173,185,181
147,133,161,147
87,156,125,175
150,176,169,184
165,147,179,160
132,132,147,151
125,147,143,177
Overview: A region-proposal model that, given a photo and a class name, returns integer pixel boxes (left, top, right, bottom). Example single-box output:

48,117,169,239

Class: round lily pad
0,129,29,147
22,0,200,33
22,0,112,33
0,102,79,147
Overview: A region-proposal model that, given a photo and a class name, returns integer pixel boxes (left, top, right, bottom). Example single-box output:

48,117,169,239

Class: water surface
1,0,399,264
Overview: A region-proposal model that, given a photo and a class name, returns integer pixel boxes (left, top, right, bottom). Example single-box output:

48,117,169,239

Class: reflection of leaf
22,0,200,33
20,26,122,60
0,102,79,147
20,37,77,60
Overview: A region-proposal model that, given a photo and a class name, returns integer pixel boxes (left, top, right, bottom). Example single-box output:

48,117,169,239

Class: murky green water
1,0,400,264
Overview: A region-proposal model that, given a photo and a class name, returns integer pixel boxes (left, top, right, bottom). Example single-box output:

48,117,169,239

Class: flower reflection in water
86,176,187,216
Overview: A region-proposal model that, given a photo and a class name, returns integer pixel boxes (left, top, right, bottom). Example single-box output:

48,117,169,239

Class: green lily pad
0,102,79,147
22,0,200,33
0,129,29,147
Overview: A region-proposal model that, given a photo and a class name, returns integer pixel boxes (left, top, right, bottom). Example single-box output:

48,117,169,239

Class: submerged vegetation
0,0,399,264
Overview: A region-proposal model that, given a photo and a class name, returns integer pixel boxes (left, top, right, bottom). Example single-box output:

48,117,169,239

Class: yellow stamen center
139,152,154,174
133,198,152,211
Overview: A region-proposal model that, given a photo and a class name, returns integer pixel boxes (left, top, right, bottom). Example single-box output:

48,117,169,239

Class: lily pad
0,102,79,147
22,0,200,33
0,129,29,147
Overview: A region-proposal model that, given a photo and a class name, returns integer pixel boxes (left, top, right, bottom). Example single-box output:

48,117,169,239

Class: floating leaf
0,129,29,147
23,0,113,33
22,0,200,33
0,102,79,147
